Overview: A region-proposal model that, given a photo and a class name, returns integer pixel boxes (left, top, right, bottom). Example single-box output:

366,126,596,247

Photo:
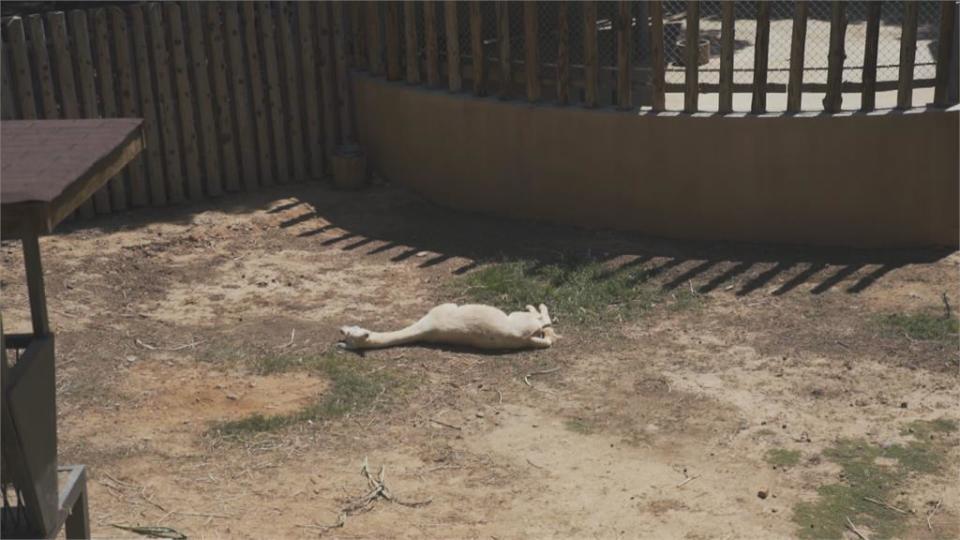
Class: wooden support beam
206,3,242,190
332,2,356,143
861,0,881,111
129,5,169,204
616,0,631,109
366,2,383,75
404,1,420,84
497,2,511,99
258,2,289,184
446,1,462,92
557,2,570,105
524,1,540,102
470,2,485,96
424,1,440,87
897,0,919,109
751,1,770,114
823,1,846,113
934,0,956,106
583,1,598,107
168,3,206,197
787,1,808,113
649,0,666,111
385,1,401,80
684,1,699,113
114,7,151,206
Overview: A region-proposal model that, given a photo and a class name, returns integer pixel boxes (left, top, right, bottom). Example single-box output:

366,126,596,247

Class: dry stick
927,498,942,532
676,474,700,487
523,365,561,387
942,292,952,319
275,329,296,349
845,517,869,540
429,418,462,431
862,496,908,515
136,338,206,351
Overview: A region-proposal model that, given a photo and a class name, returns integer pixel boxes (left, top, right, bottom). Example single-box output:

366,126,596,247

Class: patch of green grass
765,448,802,468
457,258,699,325
564,418,597,435
880,312,959,342
213,355,401,437
900,417,958,439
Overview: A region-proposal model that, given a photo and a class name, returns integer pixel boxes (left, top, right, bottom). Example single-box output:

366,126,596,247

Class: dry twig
927,499,942,532
523,366,562,387
845,517,870,540
429,418,462,431
863,496,908,515
942,293,952,319
676,474,700,487
275,329,296,349
135,338,205,351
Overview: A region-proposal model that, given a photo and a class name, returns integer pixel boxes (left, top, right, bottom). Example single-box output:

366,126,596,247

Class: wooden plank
7,17,37,120
718,1,734,113
351,2,365,68
750,1,770,114
93,8,128,210
297,2,324,180
47,12,77,119
684,1,699,113
446,1,462,92
226,1,260,189
556,1,569,105
167,3,204,199
786,1,808,113
583,1,598,107
1,41,16,119
861,0,881,110
205,2,241,191
934,0,957,106
425,1,440,87
70,10,111,213
649,0,665,111
241,1,274,187
110,8,149,207
129,5,168,206
524,1,540,102
823,1,846,113
497,2,511,99
385,1,401,80
146,4,186,203
897,1,919,109
26,15,57,118
366,2,382,75
404,1,420,84
616,0,630,109
277,1,306,180
470,1,485,96
332,2,355,143
317,2,338,165
185,2,223,195
258,2,289,185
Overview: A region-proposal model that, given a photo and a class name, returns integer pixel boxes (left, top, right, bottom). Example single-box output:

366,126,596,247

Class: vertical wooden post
332,2,356,144
185,3,223,195
110,8,150,207
225,2,260,189
786,1,808,113
524,1,540,102
297,2,324,180
351,2,365,68
425,1,440,87
934,0,957,107
751,1,770,114
583,1,598,107
897,1,919,109
718,0,734,113
93,9,129,210
470,1,486,96
404,1,420,84
446,1,463,92
366,2,383,75
146,5,187,203
557,2,570,105
497,2,512,99
26,16,58,119
1,43,15,119
47,12,78,119
684,1,699,113
7,17,37,120
129,5,169,205
317,2,338,166
861,1,881,111
616,0,631,109
205,2,242,191
257,2,289,185
385,1,401,80
240,2,273,187
167,3,205,199
823,1,846,113
649,0,666,111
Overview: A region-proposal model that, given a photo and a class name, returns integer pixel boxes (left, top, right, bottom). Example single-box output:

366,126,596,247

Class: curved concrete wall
354,75,959,248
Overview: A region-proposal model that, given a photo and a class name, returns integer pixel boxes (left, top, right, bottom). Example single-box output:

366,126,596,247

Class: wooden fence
1,2,354,219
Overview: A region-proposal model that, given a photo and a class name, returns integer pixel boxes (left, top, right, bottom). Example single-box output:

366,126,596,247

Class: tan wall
354,75,959,248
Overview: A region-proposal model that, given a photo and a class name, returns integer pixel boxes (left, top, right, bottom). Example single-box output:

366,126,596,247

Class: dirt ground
2,182,957,539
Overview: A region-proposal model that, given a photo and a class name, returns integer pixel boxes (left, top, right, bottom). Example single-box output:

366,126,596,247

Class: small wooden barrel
676,37,710,66
332,144,368,190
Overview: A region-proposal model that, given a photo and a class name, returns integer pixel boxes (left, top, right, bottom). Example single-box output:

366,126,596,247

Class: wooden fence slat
649,0,665,111
332,2,355,143
167,3,204,199
241,2,274,187
823,1,846,113
93,9,128,210
404,1,420,85
351,3,365,68
446,1,463,92
718,1,734,113
616,0,630,109
226,2,261,189
146,4,186,203
205,2,241,191
1,42,16,119
366,2,382,75
751,1,770,114
470,1,485,96
425,1,440,87
7,17,37,120
277,1,306,182
71,10,111,213
47,12,77,119
258,2,289,185
129,5,168,206
185,2,223,196
297,2,325,179
861,1,880,110
684,1,699,113
786,1,808,113
583,1,598,107
317,2,338,166
497,2,511,99
524,1,540,102
110,8,149,207
934,0,957,106
557,2,569,105
897,1,919,109
385,1,401,81
26,15,58,118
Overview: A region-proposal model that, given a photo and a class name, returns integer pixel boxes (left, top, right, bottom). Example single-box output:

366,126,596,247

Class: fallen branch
523,366,562,387
863,496,908,515
429,418,462,431
676,474,700,487
135,338,206,351
927,499,942,532
845,517,870,540
275,329,296,349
